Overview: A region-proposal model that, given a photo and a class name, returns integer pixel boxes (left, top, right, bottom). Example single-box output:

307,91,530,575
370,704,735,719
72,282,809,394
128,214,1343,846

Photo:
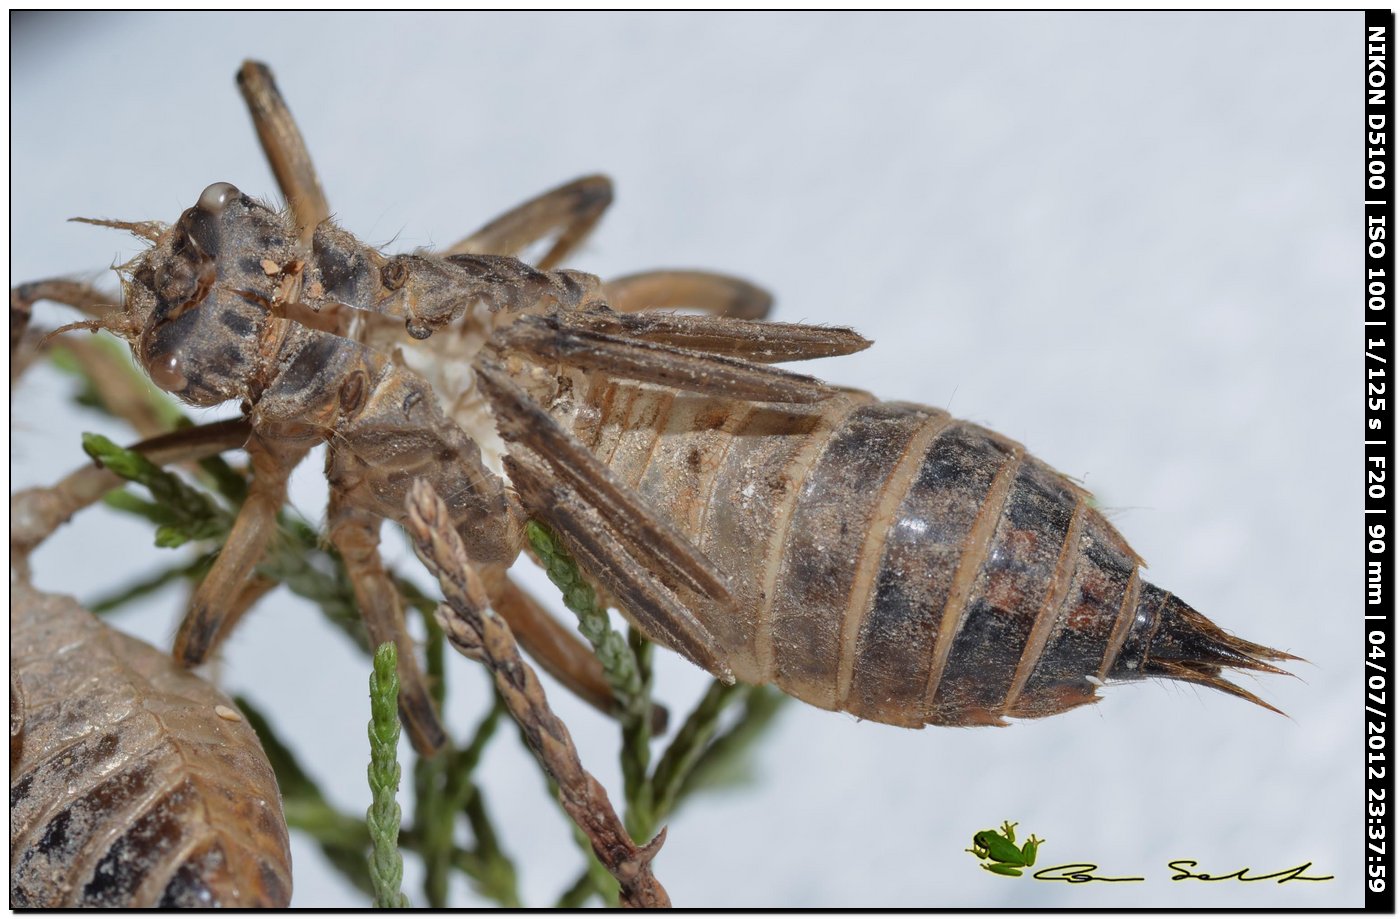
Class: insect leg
236,61,330,247
325,485,447,755
11,278,120,354
444,174,614,270
11,419,251,558
173,432,306,667
483,567,669,733
603,269,775,320
492,313,839,403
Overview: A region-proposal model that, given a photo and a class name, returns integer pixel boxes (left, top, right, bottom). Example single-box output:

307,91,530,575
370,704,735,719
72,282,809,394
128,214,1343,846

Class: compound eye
197,182,240,213
146,349,189,394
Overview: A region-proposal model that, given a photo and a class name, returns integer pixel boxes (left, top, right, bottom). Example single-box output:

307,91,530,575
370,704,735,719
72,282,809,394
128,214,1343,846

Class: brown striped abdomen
571,381,1285,727
10,583,292,907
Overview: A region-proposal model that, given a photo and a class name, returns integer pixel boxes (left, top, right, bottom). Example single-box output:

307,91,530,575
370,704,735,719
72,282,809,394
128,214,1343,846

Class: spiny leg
603,269,774,320
174,431,305,667
236,61,330,248
326,478,446,755
445,174,614,270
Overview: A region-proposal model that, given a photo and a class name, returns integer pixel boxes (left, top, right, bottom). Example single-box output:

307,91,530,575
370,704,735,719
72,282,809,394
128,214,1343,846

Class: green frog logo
966,821,1043,877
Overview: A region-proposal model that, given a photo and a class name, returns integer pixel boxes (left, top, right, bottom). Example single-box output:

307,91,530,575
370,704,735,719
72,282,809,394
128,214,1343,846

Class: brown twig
404,480,671,909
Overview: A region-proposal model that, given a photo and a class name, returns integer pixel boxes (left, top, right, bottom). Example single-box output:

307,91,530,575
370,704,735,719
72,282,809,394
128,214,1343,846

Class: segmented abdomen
10,583,292,907
572,381,1275,727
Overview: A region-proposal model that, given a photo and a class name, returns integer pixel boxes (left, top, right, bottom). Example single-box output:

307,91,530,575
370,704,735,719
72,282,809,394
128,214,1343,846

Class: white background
12,11,1357,908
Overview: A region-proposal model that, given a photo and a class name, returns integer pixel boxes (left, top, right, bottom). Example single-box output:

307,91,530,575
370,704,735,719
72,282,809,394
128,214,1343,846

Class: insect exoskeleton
10,581,291,908
13,61,1292,760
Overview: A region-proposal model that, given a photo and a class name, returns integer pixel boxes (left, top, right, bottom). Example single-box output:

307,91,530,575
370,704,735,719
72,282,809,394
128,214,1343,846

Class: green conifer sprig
367,642,410,909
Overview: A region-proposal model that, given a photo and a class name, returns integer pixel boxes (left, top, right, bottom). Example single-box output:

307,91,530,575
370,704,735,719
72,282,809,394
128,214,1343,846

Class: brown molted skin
98,68,1289,737
111,178,1290,733
10,582,291,907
